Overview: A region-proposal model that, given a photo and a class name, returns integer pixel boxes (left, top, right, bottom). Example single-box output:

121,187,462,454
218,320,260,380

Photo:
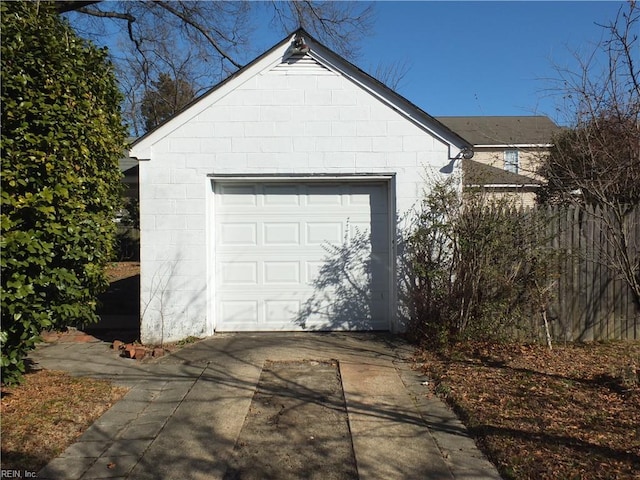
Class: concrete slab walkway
30,333,502,480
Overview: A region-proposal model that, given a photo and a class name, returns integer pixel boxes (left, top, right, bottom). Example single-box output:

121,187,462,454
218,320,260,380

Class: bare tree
369,57,413,91
538,1,640,308
58,1,375,134
141,72,196,131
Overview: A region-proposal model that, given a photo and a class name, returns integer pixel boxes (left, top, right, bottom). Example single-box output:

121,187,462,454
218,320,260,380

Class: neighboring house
119,151,138,201
116,146,139,228
128,29,471,344
437,116,562,207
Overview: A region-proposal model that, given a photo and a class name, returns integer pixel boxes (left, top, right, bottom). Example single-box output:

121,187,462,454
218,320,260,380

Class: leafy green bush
1,1,126,384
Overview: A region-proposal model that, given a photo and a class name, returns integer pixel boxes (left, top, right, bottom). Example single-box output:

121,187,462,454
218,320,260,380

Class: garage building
129,29,470,344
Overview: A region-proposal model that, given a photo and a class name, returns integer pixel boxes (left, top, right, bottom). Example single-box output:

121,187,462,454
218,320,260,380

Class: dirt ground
224,360,358,480
104,261,140,282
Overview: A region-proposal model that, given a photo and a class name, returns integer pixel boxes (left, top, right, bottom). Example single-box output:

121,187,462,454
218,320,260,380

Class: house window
504,149,519,174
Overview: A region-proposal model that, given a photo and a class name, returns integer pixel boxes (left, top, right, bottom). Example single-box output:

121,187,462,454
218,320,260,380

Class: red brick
134,346,147,360
152,347,165,358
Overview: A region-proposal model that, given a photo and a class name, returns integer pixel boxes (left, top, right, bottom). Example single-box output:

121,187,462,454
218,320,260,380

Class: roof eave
474,143,554,148
466,183,541,188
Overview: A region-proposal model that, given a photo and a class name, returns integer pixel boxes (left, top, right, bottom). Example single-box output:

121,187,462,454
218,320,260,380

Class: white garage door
214,181,390,331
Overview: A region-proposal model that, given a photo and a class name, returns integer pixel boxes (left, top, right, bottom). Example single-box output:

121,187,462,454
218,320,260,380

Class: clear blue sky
357,1,627,124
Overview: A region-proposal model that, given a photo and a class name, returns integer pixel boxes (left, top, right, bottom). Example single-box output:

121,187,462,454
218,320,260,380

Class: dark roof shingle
436,116,561,145
462,159,541,186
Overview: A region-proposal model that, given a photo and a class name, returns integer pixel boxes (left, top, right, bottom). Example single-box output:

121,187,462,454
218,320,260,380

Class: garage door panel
348,222,372,240
350,184,387,212
305,261,324,285
220,262,258,285
265,300,300,324
263,185,301,205
220,301,259,324
264,261,300,284
306,222,343,245
215,181,390,332
263,222,300,245
306,185,343,204
219,223,257,245
219,185,258,205
298,299,387,331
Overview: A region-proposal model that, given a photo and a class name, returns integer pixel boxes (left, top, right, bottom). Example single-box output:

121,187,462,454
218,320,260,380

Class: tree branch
55,1,101,14
74,6,134,22
152,1,243,70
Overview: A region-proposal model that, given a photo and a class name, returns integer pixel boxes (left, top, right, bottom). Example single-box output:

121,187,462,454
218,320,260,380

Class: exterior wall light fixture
292,33,310,54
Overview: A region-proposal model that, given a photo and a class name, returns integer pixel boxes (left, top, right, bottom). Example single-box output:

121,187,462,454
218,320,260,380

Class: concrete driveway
32,333,501,480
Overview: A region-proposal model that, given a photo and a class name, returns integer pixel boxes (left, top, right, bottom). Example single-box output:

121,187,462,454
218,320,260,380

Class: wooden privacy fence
529,204,639,342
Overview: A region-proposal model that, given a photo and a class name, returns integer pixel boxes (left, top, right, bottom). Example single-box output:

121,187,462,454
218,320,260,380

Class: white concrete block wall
138,60,455,344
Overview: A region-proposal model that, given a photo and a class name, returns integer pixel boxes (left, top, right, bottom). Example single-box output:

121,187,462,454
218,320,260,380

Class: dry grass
1,262,135,472
419,341,640,479
1,370,128,472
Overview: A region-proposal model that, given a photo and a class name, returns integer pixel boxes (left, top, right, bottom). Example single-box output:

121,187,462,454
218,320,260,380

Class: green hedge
1,1,126,384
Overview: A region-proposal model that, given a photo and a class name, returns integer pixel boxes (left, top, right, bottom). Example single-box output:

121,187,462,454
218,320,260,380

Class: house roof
436,116,561,146
119,138,138,174
462,159,541,186
119,154,137,174
130,28,471,159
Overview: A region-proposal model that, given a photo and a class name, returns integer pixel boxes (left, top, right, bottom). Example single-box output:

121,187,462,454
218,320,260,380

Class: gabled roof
462,159,541,187
436,116,561,146
130,28,471,160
